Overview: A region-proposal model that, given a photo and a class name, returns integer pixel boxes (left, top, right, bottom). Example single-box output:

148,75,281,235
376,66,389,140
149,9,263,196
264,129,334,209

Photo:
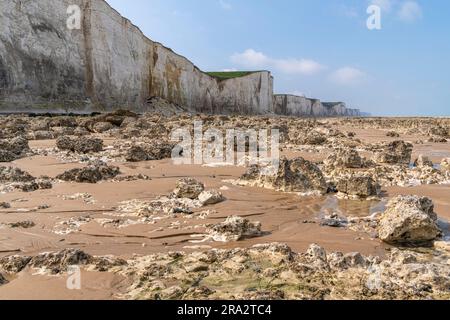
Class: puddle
318,196,386,218
438,219,450,241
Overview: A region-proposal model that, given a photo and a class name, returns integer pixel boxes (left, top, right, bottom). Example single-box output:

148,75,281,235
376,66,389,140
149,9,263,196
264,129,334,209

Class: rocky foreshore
0,111,449,300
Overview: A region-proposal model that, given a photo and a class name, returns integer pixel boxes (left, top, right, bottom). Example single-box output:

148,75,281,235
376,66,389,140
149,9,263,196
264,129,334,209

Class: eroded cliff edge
0,0,361,117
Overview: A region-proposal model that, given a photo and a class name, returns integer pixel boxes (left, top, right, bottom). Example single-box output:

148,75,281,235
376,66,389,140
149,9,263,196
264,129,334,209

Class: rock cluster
0,136,30,162
336,176,380,199
240,157,328,194
56,161,120,183
173,178,205,199
2,243,445,300
373,140,413,166
117,179,224,216
207,216,262,242
324,148,363,169
56,136,104,154
0,166,52,192
125,141,175,162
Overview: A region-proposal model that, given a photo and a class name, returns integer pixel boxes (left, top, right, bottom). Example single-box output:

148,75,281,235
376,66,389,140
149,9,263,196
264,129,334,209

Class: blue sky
106,0,450,116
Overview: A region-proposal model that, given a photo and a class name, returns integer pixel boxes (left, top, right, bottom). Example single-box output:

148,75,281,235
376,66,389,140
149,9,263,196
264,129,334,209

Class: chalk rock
125,146,149,162
208,216,262,242
374,140,413,166
173,178,205,199
30,249,92,274
0,136,30,162
0,166,35,183
324,148,363,169
378,195,441,245
336,176,380,198
241,157,328,194
198,190,225,206
0,255,32,273
56,136,104,154
92,122,114,133
56,161,120,183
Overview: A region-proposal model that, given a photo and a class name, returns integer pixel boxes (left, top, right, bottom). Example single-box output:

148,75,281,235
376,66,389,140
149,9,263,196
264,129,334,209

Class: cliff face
0,0,360,117
274,95,361,117
0,0,273,114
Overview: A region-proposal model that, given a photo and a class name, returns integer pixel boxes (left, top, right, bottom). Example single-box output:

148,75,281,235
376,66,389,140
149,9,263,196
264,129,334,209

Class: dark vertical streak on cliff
82,0,95,101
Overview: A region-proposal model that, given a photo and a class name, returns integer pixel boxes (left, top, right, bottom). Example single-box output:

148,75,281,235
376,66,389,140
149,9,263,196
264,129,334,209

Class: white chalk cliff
0,0,362,117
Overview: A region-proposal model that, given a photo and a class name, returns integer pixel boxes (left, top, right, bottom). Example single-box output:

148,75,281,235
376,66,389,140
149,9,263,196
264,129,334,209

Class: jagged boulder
0,167,52,192
208,216,262,242
241,157,328,194
305,244,329,270
0,166,35,182
56,136,104,154
198,190,225,205
374,140,413,166
0,255,32,273
0,136,30,162
125,141,175,162
173,178,205,199
92,122,114,133
428,126,449,137
56,162,120,183
125,146,149,162
30,249,92,274
324,148,363,169
336,176,380,198
378,196,441,245
298,131,328,145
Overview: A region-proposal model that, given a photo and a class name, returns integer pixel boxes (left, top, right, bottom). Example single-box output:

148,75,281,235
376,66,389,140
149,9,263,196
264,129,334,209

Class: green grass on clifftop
206,71,257,80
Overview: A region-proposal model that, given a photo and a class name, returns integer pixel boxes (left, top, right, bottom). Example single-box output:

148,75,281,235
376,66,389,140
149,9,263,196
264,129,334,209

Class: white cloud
398,1,422,22
275,59,326,75
230,49,325,75
329,67,367,85
370,0,393,12
231,49,270,68
221,68,237,72
219,0,232,10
